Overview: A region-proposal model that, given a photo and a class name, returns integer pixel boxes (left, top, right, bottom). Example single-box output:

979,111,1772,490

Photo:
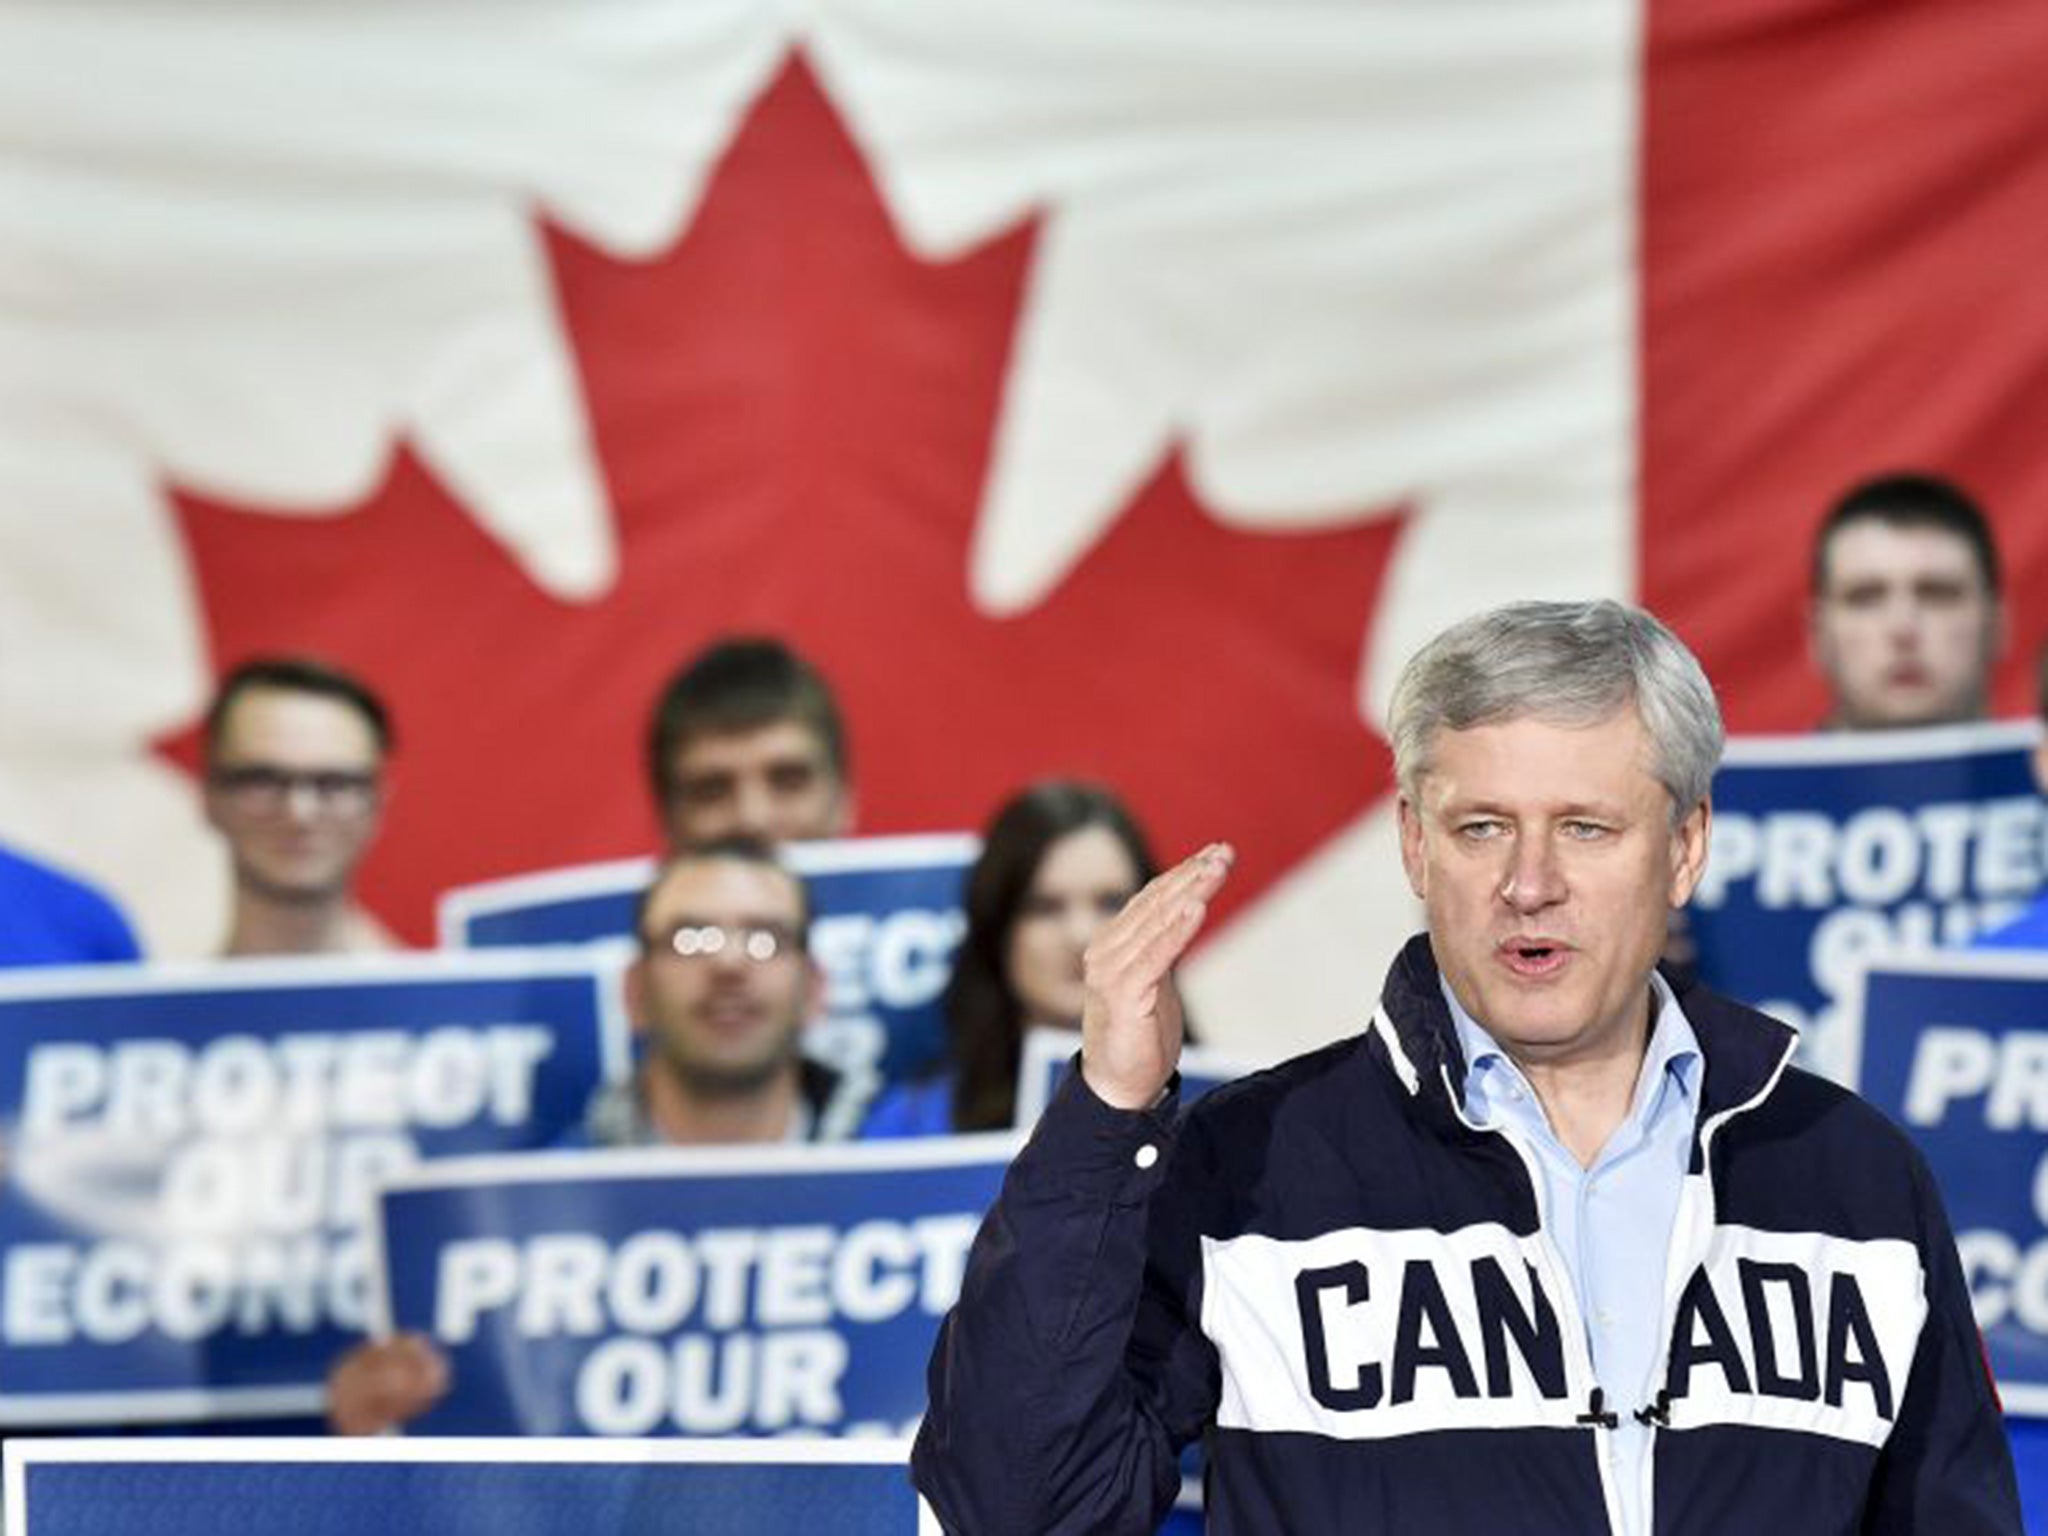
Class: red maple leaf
159,56,1405,946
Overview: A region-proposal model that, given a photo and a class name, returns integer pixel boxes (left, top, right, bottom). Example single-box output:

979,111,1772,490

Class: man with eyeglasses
571,834,871,1150
324,836,874,1435
202,656,396,956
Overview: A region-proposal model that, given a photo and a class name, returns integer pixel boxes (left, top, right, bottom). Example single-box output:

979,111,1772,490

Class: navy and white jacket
914,936,2021,1534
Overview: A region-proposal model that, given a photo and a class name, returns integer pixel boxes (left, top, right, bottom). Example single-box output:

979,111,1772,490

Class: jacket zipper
1634,1033,1798,1536
1441,1063,1624,1536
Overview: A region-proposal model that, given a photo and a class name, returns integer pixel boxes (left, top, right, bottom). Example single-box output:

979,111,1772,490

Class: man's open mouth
1499,940,1570,976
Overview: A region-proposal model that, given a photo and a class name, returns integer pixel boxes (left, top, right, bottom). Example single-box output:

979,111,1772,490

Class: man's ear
1397,796,1428,901
1668,798,1713,908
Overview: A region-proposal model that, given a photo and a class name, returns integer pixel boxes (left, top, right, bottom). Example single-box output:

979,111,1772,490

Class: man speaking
913,600,2019,1534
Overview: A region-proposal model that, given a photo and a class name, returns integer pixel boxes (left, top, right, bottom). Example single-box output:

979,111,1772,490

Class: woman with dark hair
864,780,1163,1135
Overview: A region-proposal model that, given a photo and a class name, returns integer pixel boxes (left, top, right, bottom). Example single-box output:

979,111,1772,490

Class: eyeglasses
208,764,381,816
649,921,801,964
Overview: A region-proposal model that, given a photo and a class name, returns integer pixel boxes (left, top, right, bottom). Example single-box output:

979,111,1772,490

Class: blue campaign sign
1,1438,935,1536
1686,721,2045,1079
371,1136,1015,1437
437,834,978,1098
1843,952,2048,1415
438,853,657,951
1012,1027,1255,1130
0,953,628,1426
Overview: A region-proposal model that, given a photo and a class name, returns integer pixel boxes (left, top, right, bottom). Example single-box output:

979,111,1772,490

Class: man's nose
282,778,323,822
727,779,778,842
705,930,752,975
1881,590,1923,639
1498,838,1566,911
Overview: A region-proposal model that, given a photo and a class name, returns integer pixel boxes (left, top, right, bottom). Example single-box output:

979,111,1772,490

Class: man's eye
1457,821,1505,840
767,764,817,794
1560,820,1608,841
676,775,734,806
312,772,374,798
1914,580,1970,609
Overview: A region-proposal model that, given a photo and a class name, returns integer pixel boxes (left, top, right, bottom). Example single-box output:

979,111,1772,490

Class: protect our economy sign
370,1136,1015,1437
0,952,626,1425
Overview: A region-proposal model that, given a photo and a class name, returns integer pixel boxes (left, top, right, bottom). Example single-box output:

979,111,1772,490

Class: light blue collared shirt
1447,975,1701,1536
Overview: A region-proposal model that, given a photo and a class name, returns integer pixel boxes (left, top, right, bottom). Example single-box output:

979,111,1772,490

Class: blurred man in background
203,656,395,956
1809,472,2005,730
576,835,869,1149
647,636,853,850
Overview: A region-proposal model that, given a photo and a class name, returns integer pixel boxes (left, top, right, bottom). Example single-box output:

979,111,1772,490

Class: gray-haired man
914,600,2018,1534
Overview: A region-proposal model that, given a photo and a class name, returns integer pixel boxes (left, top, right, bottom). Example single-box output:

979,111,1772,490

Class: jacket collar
1375,932,1797,1131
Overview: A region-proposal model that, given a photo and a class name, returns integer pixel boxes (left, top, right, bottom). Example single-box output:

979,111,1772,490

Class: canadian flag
1,0,2044,1060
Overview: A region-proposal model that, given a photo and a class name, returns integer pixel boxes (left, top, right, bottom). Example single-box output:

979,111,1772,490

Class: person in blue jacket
915,598,2020,1535
0,840,140,967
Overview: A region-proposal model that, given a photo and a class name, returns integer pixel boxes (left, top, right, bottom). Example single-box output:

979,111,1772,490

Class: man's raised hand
1080,842,1235,1110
